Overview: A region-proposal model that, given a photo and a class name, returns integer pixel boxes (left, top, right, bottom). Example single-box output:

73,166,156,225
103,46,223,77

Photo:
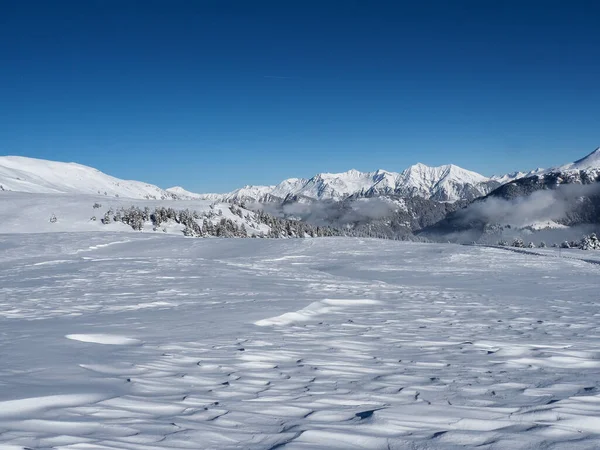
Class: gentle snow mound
255,298,382,326
65,334,141,345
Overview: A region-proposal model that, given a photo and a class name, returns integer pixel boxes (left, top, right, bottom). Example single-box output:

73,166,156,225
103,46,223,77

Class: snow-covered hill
0,192,270,235
0,156,177,200
165,186,207,199
174,163,498,203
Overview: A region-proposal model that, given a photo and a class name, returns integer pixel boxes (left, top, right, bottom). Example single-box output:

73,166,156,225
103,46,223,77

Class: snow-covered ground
0,192,270,236
1,234,600,449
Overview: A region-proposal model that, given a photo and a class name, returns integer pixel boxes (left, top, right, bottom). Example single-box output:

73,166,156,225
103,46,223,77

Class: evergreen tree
511,238,525,248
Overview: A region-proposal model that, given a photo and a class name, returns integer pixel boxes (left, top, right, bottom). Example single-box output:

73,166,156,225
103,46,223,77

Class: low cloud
432,182,600,243
252,197,398,227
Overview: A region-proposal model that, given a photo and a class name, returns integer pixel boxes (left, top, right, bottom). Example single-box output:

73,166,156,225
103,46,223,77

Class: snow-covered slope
165,186,206,199
174,164,498,204
558,147,600,172
0,191,273,236
0,156,177,200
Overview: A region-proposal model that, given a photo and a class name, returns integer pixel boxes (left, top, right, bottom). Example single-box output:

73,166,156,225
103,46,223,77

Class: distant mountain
486,148,600,201
174,163,500,204
420,148,600,243
560,147,600,172
490,168,546,184
0,156,177,200
165,186,207,199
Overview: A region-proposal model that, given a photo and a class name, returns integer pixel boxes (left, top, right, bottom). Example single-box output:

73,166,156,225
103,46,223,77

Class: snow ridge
0,156,177,200
559,147,600,171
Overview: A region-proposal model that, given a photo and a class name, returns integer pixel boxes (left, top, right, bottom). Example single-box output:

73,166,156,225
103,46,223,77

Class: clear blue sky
2,0,599,192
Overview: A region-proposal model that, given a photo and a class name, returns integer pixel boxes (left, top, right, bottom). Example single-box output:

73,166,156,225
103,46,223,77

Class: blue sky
2,0,599,192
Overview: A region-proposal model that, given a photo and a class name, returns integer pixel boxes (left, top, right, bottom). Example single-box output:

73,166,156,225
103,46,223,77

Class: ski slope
1,235,600,449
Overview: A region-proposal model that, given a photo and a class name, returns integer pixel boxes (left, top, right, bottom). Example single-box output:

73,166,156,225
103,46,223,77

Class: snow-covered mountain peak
166,186,206,199
392,163,492,201
315,169,363,180
401,162,487,183
407,162,430,170
563,147,600,171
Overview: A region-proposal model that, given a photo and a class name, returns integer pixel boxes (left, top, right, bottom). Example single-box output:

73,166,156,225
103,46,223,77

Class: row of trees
97,204,345,239
559,233,600,250
499,233,600,250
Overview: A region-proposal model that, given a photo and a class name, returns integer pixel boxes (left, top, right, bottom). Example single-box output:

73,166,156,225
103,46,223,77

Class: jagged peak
316,169,363,179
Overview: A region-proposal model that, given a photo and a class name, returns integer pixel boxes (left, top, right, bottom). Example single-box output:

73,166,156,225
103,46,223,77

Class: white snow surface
0,156,177,200
0,191,271,235
1,234,600,449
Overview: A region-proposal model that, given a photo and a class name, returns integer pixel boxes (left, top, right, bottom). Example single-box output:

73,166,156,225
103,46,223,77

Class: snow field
0,236,600,448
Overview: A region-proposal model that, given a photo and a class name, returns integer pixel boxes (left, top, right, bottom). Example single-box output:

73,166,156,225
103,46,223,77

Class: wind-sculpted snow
1,235,600,448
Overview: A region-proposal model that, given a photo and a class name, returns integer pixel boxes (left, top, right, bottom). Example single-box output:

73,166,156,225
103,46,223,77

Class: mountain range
169,164,499,203
169,151,599,205
1,149,599,204
1,148,599,243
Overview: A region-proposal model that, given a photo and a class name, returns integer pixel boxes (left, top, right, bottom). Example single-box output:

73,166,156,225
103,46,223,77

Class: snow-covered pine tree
580,233,600,250
511,238,525,248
